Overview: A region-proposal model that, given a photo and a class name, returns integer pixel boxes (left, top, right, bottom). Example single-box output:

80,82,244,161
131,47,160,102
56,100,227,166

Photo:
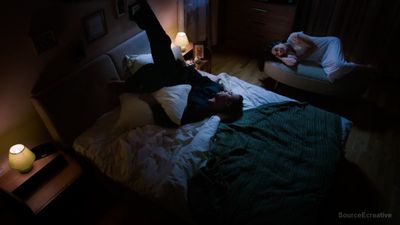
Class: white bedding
73,72,350,219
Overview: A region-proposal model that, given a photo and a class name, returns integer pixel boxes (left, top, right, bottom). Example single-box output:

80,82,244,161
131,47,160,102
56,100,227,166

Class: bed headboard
32,31,151,147
107,31,150,76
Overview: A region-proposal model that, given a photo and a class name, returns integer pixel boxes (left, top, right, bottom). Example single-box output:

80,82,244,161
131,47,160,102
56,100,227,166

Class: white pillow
152,84,191,125
122,46,184,80
114,93,155,131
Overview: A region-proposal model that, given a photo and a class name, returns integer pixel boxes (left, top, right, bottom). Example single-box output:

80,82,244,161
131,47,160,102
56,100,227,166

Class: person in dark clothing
115,0,243,126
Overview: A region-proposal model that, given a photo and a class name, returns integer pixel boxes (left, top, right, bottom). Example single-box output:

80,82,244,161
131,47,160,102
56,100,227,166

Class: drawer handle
251,7,268,13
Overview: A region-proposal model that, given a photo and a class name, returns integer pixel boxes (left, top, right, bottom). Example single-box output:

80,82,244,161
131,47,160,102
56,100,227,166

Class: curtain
294,0,400,77
209,0,219,46
184,0,209,44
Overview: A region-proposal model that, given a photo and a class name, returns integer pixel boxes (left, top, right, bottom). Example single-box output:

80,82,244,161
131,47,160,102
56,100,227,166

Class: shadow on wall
31,0,179,93
29,6,67,55
29,2,140,93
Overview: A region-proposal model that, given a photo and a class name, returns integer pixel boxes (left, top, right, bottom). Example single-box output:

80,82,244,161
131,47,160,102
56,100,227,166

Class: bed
31,31,352,225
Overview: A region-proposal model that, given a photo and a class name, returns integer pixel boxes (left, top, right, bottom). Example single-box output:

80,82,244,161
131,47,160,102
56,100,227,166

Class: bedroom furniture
223,0,297,54
183,44,211,73
30,30,351,224
196,59,211,73
263,61,368,97
0,188,35,225
182,42,193,57
0,147,82,214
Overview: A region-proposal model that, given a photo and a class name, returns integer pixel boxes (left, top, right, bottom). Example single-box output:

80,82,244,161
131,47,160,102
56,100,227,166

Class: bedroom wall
0,0,178,154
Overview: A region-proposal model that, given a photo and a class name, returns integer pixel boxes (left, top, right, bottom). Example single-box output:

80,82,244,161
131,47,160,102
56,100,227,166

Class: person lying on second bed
111,0,243,127
265,31,371,82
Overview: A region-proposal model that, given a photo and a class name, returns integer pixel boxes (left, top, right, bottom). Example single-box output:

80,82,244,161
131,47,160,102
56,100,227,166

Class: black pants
126,2,223,126
125,1,210,93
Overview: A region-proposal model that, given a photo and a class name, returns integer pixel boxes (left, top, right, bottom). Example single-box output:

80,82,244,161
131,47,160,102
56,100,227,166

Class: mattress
73,72,351,220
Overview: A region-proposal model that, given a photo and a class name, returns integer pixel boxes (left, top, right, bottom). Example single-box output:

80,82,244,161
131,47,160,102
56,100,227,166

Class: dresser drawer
223,0,297,54
225,35,266,52
246,18,293,40
236,28,288,44
247,1,296,14
247,3,296,22
225,15,293,42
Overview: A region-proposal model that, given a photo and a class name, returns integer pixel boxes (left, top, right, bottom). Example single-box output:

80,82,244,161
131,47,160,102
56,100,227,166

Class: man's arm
278,54,298,67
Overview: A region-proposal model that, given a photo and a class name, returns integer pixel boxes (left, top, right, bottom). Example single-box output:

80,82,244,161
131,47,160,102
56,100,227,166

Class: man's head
209,91,243,119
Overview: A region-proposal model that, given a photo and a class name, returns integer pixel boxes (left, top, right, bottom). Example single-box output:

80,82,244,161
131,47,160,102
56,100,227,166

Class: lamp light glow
175,32,189,52
9,144,36,173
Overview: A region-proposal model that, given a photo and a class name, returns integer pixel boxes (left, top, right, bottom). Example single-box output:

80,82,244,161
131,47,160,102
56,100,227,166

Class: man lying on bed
111,0,243,127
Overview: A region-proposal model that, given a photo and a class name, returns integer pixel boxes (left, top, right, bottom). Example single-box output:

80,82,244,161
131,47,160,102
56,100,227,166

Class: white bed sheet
73,72,350,219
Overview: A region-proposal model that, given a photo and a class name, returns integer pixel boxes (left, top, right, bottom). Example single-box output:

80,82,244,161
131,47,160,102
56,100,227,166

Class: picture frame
115,0,126,18
194,44,204,59
31,30,57,54
82,9,107,43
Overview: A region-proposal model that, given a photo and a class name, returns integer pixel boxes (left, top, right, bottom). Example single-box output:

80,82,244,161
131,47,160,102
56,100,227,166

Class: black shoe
128,1,156,30
128,3,144,28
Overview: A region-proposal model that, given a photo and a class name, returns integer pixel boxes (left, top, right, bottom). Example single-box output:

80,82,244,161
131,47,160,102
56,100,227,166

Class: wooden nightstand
0,145,82,214
193,59,211,73
182,43,194,58
183,43,212,73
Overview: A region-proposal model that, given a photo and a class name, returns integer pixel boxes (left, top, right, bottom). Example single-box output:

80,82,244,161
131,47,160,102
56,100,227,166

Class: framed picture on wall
194,44,204,59
82,9,108,43
115,0,126,18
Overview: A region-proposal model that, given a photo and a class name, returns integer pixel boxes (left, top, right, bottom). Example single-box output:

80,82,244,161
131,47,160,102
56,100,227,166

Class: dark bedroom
0,0,399,225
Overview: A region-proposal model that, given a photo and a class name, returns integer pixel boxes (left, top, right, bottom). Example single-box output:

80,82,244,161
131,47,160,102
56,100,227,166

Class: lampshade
175,32,189,52
9,144,36,173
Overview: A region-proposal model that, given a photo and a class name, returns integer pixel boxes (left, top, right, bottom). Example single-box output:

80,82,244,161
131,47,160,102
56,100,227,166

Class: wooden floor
211,49,400,225
211,50,265,86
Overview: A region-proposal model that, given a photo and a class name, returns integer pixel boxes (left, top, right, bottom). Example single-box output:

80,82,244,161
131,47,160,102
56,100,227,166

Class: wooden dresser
223,0,297,54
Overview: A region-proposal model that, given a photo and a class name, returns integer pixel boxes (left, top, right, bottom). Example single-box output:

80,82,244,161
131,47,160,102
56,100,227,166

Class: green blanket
188,101,342,225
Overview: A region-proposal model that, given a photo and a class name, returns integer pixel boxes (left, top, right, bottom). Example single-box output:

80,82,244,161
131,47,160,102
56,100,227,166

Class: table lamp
175,32,189,52
9,144,36,173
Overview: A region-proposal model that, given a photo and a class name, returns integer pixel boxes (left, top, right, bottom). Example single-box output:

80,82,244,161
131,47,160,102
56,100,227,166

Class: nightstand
0,145,82,214
183,43,212,73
